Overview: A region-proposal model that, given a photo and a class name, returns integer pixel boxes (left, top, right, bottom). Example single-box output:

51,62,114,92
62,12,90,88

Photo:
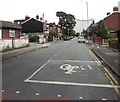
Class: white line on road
54,51,61,57
36,93,40,96
80,65,85,70
64,60,96,63
87,65,93,70
16,91,20,94
79,97,83,99
25,80,119,89
57,95,62,97
24,59,52,81
1,90,5,92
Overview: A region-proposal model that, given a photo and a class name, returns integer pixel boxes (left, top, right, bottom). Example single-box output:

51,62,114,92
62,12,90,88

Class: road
2,38,119,100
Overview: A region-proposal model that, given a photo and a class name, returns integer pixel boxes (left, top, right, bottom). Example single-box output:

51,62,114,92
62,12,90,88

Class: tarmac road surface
2,38,119,100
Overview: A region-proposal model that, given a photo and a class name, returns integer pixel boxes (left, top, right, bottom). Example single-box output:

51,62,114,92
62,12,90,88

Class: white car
78,37,85,43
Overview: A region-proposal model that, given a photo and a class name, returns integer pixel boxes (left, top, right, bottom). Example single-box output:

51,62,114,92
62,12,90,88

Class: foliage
97,20,108,39
49,30,57,37
56,11,76,36
28,35,39,42
75,33,80,37
116,29,120,43
108,37,118,43
89,20,111,39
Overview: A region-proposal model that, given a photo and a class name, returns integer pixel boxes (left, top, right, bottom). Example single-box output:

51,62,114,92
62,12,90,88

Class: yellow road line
85,44,120,96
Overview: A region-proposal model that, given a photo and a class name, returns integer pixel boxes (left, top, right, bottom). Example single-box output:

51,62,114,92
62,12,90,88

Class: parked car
63,36,70,41
78,37,85,43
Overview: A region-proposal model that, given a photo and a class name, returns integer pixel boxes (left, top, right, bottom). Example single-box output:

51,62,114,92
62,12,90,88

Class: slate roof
22,18,43,33
0,20,21,29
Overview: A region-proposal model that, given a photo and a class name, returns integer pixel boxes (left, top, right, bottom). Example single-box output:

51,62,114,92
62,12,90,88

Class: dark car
63,36,70,41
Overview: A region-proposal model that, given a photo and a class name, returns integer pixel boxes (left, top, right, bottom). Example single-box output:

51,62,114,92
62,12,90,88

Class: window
9,30,15,37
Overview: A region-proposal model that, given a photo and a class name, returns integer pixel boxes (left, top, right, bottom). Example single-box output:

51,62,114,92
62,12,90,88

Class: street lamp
86,2,89,27
80,1,89,40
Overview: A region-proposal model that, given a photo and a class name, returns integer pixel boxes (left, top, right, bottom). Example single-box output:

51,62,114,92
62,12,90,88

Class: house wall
103,13,120,30
2,29,21,39
0,29,1,39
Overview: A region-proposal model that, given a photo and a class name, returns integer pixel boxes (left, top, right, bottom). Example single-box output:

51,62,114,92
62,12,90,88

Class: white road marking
60,64,79,74
36,93,40,96
16,91,20,94
54,51,61,57
88,65,93,70
102,98,107,100
81,66,85,70
57,95,62,97
79,97,83,99
25,80,119,88
25,59,52,81
1,90,5,92
64,60,96,63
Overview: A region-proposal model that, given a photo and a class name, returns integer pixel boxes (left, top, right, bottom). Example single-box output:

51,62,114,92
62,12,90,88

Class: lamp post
80,1,89,39
86,2,89,27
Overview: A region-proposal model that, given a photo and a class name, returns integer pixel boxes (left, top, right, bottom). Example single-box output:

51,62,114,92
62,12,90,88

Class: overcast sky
0,0,119,23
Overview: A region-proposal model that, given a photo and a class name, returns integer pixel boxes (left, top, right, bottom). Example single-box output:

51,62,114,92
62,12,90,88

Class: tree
49,30,56,37
56,11,76,36
97,20,110,39
116,29,120,43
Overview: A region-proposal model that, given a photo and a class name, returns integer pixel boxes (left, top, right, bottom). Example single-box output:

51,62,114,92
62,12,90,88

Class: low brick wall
109,42,120,50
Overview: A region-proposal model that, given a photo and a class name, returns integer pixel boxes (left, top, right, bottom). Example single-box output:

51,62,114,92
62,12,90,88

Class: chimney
25,16,30,20
107,12,110,15
36,15,39,20
40,17,43,22
113,6,118,13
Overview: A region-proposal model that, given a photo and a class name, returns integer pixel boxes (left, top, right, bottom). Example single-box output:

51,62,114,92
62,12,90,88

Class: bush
108,37,118,43
49,30,56,37
28,35,39,42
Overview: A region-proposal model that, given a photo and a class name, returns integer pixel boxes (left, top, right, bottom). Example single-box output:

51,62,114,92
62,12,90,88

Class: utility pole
86,2,89,27
43,13,45,43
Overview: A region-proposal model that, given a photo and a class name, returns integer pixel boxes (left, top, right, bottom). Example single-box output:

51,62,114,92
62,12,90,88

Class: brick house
0,20,21,39
103,7,120,37
14,16,30,26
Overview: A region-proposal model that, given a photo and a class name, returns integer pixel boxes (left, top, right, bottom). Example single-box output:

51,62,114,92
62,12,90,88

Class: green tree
49,30,56,37
56,11,76,36
97,20,110,39
116,29,120,43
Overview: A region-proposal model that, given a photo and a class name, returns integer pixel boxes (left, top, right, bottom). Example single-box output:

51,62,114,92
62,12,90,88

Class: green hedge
108,37,118,43
28,35,39,42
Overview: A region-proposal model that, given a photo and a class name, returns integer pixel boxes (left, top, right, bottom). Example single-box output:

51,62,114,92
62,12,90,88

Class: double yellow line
84,44,120,96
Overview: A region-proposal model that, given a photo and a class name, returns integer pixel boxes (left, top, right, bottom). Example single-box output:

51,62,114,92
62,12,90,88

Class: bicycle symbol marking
60,64,79,74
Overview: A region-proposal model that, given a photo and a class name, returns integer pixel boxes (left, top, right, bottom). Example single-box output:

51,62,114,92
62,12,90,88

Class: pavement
86,42,119,77
2,40,62,61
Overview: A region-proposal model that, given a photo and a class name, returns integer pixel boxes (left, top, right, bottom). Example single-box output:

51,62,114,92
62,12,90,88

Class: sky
0,0,119,23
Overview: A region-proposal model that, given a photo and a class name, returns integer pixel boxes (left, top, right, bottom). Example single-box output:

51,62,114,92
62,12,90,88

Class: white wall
0,38,29,51
0,29,2,39
118,1,120,13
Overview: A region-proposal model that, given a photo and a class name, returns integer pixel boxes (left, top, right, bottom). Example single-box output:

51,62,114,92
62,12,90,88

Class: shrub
28,35,39,42
108,37,118,43
49,30,56,37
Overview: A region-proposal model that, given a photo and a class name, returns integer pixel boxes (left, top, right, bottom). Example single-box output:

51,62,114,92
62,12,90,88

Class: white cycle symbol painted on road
60,64,79,74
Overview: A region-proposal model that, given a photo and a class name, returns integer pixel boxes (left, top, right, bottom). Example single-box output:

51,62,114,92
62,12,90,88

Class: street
2,38,119,100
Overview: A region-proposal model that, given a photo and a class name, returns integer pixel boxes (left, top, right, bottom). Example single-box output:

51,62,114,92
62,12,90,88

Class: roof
0,20,21,29
103,12,120,30
22,18,43,33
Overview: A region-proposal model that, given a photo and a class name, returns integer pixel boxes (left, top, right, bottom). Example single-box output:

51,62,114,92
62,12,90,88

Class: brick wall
2,29,20,39
103,13,120,30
